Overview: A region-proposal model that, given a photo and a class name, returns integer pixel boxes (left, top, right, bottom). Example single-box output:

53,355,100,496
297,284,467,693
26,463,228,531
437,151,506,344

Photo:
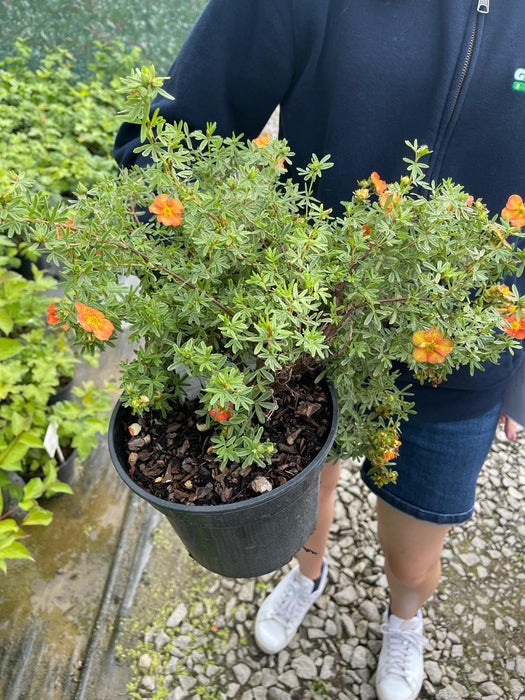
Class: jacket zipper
448,1,489,120
422,0,490,190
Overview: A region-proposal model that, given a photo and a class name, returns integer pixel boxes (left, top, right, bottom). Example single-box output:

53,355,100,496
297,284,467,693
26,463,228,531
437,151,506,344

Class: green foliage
0,38,141,200
50,381,116,460
0,0,207,79
0,36,133,572
0,265,114,572
2,66,524,492
310,676,331,698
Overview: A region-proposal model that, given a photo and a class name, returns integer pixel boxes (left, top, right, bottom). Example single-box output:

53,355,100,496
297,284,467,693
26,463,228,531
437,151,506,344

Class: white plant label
43,421,65,462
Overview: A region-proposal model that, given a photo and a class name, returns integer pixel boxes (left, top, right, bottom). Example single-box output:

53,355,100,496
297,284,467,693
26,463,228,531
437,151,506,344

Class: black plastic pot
108,383,339,578
16,253,63,281
47,377,75,406
56,447,77,487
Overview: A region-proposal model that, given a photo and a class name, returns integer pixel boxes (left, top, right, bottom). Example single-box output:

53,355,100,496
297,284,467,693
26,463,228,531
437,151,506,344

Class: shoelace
266,574,313,630
380,623,428,677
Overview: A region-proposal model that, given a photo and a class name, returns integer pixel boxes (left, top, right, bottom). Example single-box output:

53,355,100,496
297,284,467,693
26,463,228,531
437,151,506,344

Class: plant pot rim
108,381,339,515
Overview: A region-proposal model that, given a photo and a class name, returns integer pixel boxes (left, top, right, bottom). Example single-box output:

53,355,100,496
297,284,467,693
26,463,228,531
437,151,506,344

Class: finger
505,417,517,441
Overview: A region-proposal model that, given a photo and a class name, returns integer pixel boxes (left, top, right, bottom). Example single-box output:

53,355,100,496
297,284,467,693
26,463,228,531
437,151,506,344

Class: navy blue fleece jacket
114,0,525,422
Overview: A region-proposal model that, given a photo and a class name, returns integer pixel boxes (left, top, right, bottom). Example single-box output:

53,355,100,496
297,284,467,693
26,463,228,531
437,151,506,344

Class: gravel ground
124,425,524,700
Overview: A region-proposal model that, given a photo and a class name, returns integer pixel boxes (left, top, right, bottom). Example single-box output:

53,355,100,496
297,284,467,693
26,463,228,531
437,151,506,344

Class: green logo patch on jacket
513,67,525,91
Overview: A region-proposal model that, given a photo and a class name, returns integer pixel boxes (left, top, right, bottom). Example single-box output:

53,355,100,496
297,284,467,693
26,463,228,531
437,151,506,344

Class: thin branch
322,294,434,344
129,196,142,227
25,217,235,317
0,505,22,521
100,237,236,317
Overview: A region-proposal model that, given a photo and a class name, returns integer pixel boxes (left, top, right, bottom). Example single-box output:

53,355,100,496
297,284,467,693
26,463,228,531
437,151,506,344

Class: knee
383,552,441,589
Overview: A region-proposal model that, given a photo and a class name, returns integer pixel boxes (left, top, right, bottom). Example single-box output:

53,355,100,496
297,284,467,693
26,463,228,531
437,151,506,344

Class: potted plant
0,262,114,572
2,67,524,577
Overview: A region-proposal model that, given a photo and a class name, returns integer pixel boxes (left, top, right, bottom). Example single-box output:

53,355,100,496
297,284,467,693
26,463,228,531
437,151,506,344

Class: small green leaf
0,310,14,336
23,477,45,502
0,338,23,361
0,534,17,551
19,432,44,448
22,509,53,527
44,482,73,497
0,440,29,470
18,498,37,512
0,519,19,535
11,411,30,437
0,541,34,561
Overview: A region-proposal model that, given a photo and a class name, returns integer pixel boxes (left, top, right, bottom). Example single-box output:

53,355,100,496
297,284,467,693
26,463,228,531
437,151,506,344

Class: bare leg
296,458,342,580
254,458,342,654
377,497,451,619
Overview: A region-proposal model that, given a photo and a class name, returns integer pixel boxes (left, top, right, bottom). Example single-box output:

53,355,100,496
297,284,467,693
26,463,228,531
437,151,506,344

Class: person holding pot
114,1,525,699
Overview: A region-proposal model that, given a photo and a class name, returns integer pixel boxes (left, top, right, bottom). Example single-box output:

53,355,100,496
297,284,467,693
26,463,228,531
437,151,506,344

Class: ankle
254,560,328,654
311,561,327,591
388,603,421,621
299,566,321,581
299,557,327,585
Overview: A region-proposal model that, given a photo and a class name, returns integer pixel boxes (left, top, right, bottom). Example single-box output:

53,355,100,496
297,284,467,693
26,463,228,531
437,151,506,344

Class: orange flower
490,284,513,296
447,195,473,213
75,302,114,341
502,313,525,339
412,328,454,364
149,194,184,227
488,285,517,314
209,402,233,422
383,437,401,462
379,190,400,213
47,302,60,325
253,132,271,148
56,218,73,238
362,225,372,236
501,195,525,228
370,171,387,195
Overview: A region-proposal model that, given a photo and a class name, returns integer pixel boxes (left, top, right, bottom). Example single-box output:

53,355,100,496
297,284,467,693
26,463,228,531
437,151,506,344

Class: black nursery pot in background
47,378,75,406
108,384,339,578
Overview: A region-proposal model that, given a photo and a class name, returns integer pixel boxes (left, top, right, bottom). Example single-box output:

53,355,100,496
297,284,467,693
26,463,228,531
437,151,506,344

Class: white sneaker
376,609,427,700
254,559,328,654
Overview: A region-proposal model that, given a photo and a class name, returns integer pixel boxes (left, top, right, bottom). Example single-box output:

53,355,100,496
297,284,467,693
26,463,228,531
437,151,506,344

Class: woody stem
25,217,235,317
100,237,235,317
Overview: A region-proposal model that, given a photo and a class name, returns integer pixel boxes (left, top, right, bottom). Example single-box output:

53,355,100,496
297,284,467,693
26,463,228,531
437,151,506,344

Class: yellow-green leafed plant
0,263,114,572
0,38,141,199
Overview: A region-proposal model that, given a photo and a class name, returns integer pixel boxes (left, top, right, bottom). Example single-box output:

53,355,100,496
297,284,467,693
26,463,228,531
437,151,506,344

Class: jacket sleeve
114,0,296,168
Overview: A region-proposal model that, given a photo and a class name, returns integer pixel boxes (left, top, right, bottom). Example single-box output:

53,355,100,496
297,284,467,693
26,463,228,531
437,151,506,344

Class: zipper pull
477,0,490,13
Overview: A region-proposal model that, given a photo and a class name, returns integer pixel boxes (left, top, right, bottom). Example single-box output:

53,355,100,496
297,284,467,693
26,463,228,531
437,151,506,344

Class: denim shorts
360,401,502,525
